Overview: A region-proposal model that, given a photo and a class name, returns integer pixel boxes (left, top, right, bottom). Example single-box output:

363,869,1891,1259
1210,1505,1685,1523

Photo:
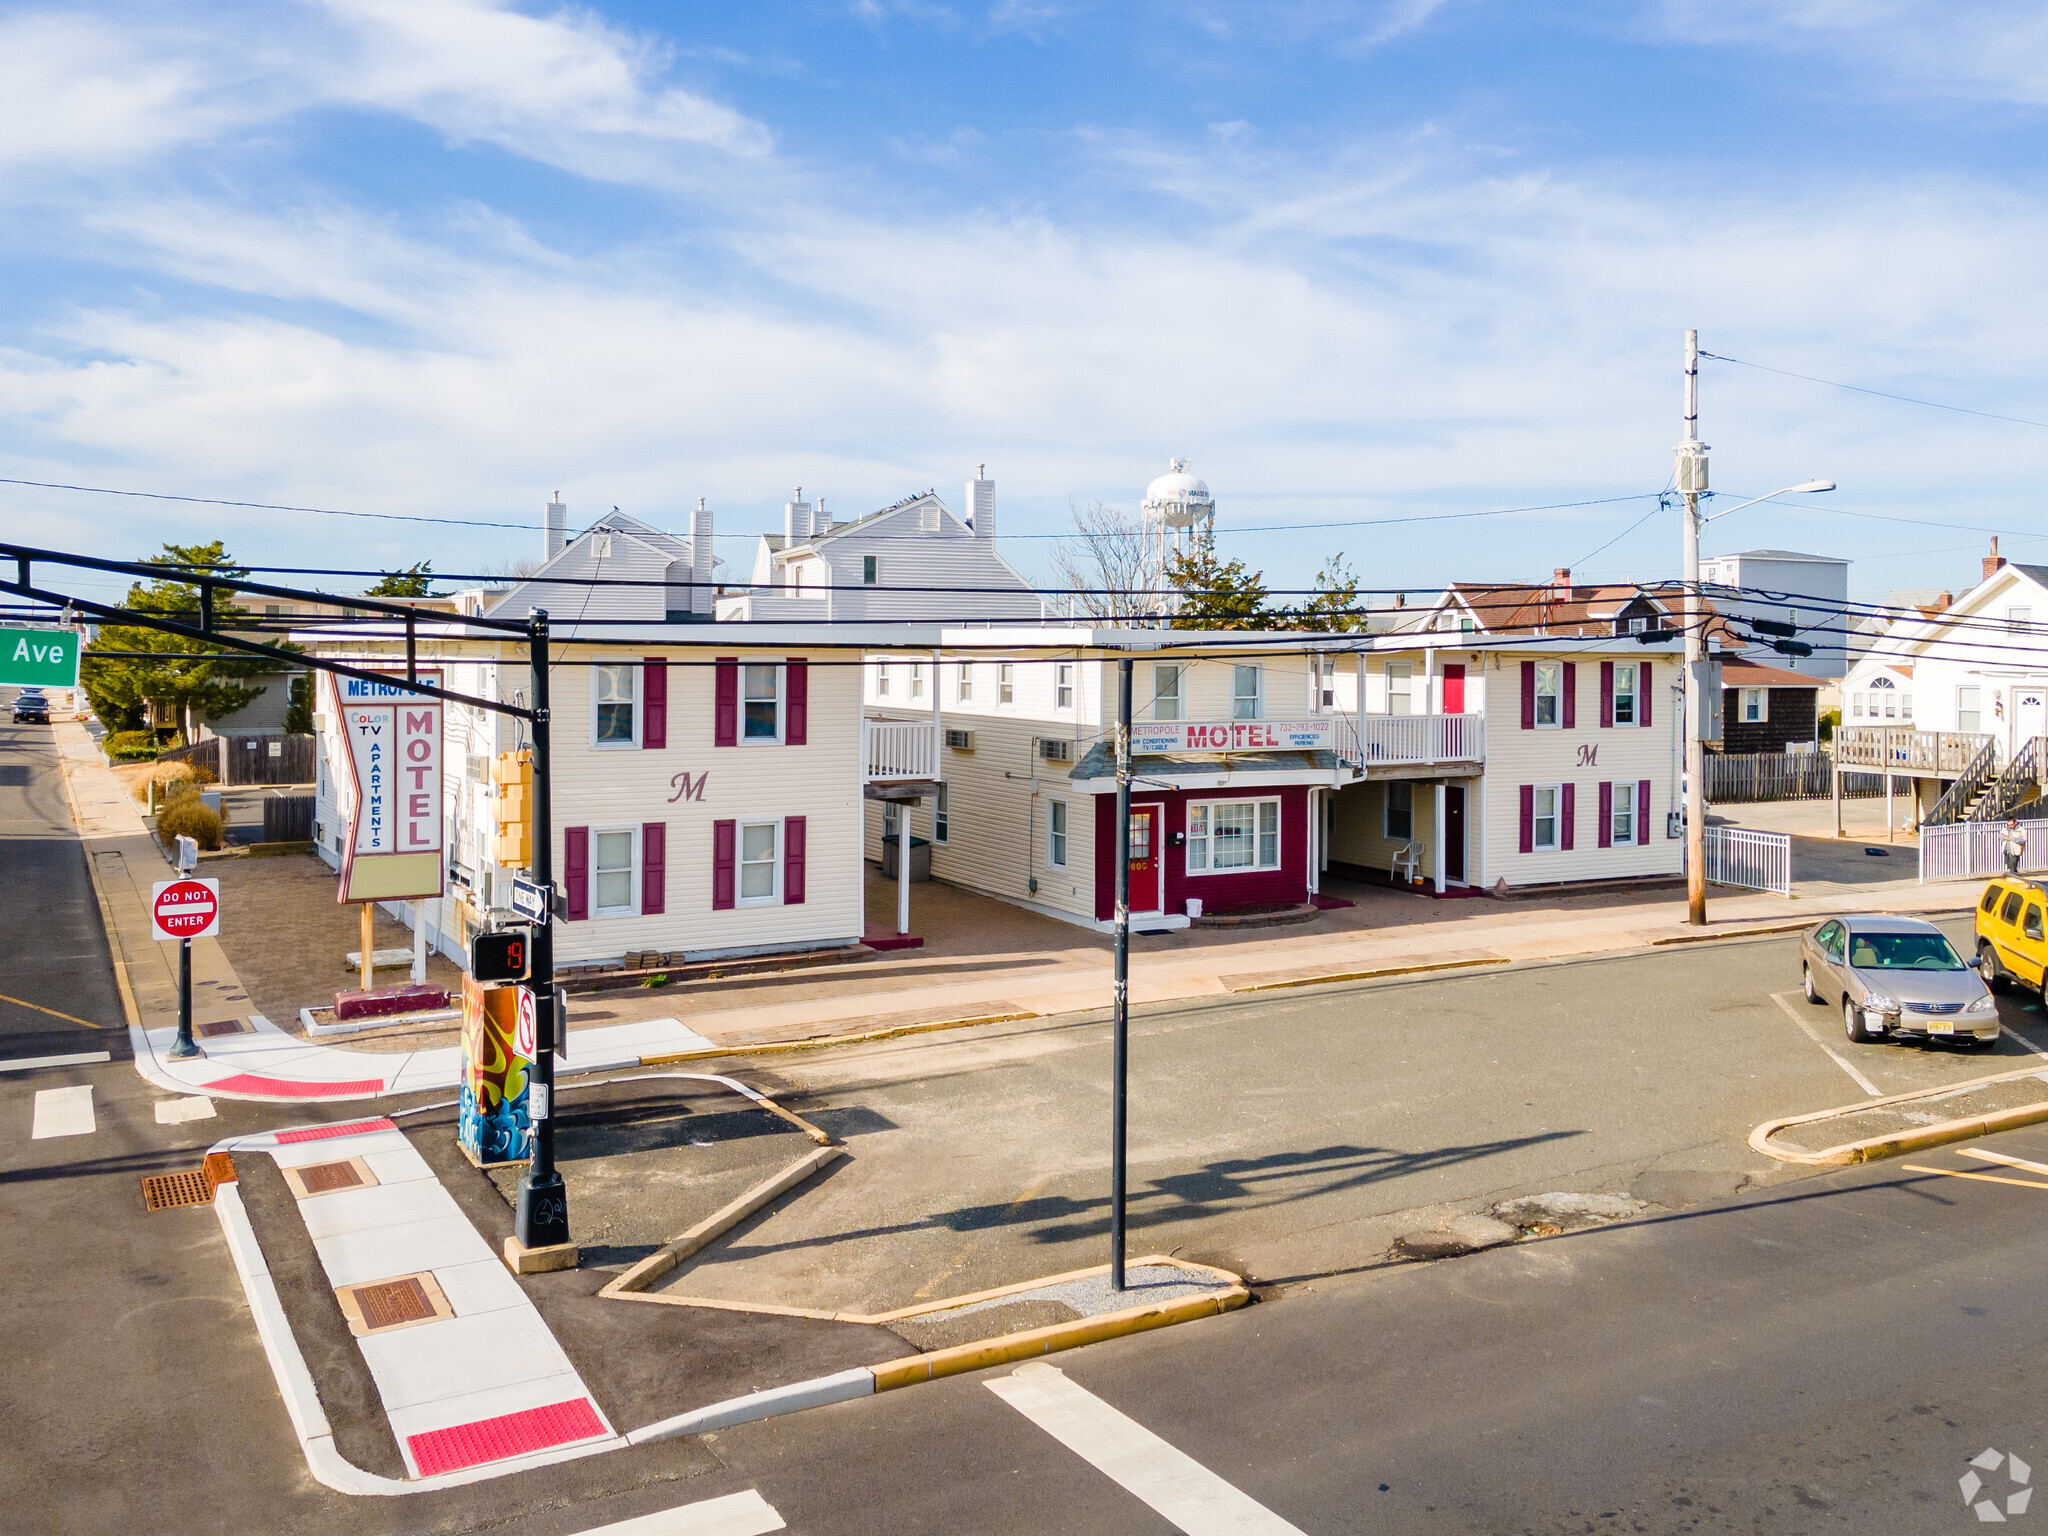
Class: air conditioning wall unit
1040,738,1072,762
944,728,974,751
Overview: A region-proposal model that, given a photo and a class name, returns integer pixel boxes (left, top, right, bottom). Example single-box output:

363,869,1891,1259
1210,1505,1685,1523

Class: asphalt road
5,714,2046,1535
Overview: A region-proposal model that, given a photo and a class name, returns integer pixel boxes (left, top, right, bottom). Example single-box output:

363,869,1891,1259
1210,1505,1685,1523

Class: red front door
1129,804,1162,914
1442,663,1466,713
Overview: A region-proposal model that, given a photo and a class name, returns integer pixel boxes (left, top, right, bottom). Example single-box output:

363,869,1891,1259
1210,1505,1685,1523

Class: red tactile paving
274,1117,398,1144
205,1074,387,1099
407,1398,608,1477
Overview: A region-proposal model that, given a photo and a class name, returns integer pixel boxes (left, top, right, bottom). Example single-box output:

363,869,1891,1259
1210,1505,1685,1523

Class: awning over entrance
1066,744,1344,792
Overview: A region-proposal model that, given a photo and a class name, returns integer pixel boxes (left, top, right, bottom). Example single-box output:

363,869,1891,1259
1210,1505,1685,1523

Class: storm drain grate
198,1018,251,1038
335,1274,451,1335
141,1169,214,1210
296,1160,365,1194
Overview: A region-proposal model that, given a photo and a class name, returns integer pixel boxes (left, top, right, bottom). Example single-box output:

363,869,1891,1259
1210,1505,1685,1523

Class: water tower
1143,458,1215,608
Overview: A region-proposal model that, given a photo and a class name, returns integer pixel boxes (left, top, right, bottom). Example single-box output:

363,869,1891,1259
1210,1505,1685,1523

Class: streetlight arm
1699,480,1835,525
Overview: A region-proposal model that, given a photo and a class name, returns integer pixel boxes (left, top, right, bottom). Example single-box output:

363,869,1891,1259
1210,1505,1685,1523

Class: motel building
859,625,1687,933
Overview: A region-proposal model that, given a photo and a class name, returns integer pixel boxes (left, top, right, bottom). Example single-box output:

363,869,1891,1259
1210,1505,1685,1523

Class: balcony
863,717,938,784
1835,726,1993,775
1335,713,1485,770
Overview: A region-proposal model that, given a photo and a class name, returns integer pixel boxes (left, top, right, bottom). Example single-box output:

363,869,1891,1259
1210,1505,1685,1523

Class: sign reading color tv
331,670,445,903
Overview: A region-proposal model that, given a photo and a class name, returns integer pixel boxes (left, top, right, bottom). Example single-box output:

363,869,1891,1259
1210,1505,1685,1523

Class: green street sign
1,628,81,688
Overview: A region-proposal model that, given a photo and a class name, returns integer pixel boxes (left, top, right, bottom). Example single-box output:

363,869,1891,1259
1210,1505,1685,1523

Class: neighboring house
1716,658,1820,754
716,470,1046,625
1695,549,1851,680
485,500,715,626
1404,569,1674,640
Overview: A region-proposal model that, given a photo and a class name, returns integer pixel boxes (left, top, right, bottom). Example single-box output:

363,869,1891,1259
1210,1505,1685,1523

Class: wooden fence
261,794,315,843
1703,751,1884,803
156,734,317,785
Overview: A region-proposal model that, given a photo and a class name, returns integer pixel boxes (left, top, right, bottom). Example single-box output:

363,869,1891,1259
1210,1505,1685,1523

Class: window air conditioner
1040,739,1072,762
944,728,974,751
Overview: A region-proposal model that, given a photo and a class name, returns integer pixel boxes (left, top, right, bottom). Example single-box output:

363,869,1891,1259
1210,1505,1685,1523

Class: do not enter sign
151,878,221,941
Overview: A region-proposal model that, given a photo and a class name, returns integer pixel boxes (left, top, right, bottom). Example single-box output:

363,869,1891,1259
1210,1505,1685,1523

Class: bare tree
1050,499,1157,622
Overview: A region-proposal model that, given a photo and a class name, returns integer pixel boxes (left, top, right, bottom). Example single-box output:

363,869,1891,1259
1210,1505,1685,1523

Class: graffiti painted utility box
458,972,532,1165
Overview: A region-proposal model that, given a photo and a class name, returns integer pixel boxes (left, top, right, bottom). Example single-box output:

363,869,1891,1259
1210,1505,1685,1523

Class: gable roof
1431,581,1670,638
1720,657,1817,689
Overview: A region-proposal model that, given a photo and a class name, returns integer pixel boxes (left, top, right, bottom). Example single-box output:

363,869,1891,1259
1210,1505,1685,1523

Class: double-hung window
1154,664,1183,722
1048,800,1068,867
594,665,637,746
739,821,778,904
744,664,781,740
1313,656,1336,712
1232,665,1262,720
1386,662,1413,716
998,664,1015,706
1532,786,1560,851
910,663,925,701
1384,782,1413,840
1740,687,1766,724
1186,798,1281,874
934,785,950,844
862,555,878,585
875,664,891,699
1056,663,1075,711
592,828,636,914
883,801,899,842
1612,782,1636,845
1533,663,1562,727
2013,607,2034,633
1613,662,1638,725
1958,686,1982,734
956,663,972,703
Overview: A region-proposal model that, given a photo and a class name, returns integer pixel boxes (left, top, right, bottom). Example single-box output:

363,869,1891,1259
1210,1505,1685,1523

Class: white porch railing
1921,818,2048,883
1336,713,1486,769
1698,825,1792,896
863,717,938,782
1836,726,1994,774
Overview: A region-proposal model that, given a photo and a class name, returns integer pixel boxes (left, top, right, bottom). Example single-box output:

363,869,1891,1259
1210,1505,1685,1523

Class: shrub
104,730,158,762
156,794,224,852
135,761,199,801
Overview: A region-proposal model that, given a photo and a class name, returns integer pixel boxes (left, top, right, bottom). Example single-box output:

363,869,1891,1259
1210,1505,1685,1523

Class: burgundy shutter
784,815,806,905
1520,661,1536,730
564,826,589,921
1598,782,1613,848
714,658,738,747
1600,661,1614,729
1562,663,1577,729
1638,779,1652,845
786,660,808,747
641,822,665,915
712,819,736,910
1519,784,1534,853
1640,662,1652,728
1561,783,1576,851
643,658,667,749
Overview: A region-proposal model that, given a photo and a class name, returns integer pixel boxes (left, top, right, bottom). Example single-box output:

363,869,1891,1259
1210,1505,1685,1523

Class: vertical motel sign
333,670,446,903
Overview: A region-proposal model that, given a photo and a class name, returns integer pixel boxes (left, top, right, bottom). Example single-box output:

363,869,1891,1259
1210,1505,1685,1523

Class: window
935,785,949,844
744,664,780,740
1533,664,1561,727
1313,656,1336,712
876,664,891,698
1883,691,1896,718
2026,906,2044,943
1982,886,2001,914
956,663,972,702
1902,694,1913,720
1386,661,1413,716
2002,890,2024,926
1959,685,1982,735
1460,617,1476,635
883,801,899,842
1048,800,1068,867
1740,687,1767,724
592,828,635,914
1056,663,1075,710
739,821,778,904
862,555,878,586
1233,664,1263,720
1817,920,1844,960
1612,782,1636,845
999,663,1015,706
1154,664,1183,721
265,603,284,617
1384,782,1413,840
1613,662,1638,725
1532,785,1560,851
1852,694,1864,719
1186,798,1281,874
910,663,924,700
1628,616,1647,635
593,665,637,745
2011,606,2032,633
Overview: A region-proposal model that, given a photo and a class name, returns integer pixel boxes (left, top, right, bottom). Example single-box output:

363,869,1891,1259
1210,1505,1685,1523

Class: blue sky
5,1,2048,607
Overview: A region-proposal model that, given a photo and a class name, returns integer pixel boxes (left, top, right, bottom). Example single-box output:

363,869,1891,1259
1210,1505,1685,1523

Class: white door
2017,686,2048,759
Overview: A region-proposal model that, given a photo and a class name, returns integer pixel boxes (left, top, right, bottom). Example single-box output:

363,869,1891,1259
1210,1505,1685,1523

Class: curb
1749,1063,2048,1165
64,771,145,1035
1227,955,1506,994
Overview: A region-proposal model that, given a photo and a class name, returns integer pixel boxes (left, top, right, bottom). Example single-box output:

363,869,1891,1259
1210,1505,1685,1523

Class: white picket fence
1699,825,1792,896
1921,817,2048,884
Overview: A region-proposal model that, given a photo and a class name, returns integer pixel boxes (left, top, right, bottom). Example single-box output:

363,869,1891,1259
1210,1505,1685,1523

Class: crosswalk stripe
0,1051,112,1073
571,1488,785,1536
154,1096,217,1125
31,1085,96,1139
986,1363,1306,1535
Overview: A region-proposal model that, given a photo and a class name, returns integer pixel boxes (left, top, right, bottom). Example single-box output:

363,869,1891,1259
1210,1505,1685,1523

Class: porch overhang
864,780,940,801
1066,745,1342,793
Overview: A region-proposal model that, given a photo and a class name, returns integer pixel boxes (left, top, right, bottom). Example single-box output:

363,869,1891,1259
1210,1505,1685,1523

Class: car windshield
1848,932,1965,971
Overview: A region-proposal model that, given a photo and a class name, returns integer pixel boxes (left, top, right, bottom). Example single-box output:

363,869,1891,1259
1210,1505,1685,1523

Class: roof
1438,581,1668,639
1708,549,1849,566
1067,744,1337,784
1835,914,1950,934
1720,658,1818,689
787,491,946,552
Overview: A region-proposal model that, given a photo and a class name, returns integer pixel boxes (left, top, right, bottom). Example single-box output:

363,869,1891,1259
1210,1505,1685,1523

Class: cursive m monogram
668,771,708,803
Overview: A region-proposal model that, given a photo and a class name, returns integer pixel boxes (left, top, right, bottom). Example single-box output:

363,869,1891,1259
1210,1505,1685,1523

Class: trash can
882,834,931,882
1185,897,1203,920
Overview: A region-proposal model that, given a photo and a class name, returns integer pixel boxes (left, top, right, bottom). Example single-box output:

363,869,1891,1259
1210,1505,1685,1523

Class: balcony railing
1336,712,1486,769
863,717,938,782
1835,726,1993,775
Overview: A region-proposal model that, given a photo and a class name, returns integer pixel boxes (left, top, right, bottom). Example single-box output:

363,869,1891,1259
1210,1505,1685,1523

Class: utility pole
514,608,570,1254
1678,330,1709,926
1110,655,1132,1291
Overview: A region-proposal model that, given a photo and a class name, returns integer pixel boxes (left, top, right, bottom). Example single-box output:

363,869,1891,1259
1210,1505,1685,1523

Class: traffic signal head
470,928,530,982
493,750,533,868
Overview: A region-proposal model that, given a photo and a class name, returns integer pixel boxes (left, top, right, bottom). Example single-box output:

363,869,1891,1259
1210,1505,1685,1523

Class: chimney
1985,536,2006,583
691,496,714,616
545,493,567,560
784,486,812,547
967,463,994,544
815,496,828,533
1552,567,1573,599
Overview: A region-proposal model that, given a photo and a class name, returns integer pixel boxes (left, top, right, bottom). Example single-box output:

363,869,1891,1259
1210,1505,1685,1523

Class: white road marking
31,1084,96,1139
0,1051,111,1073
1962,1148,2048,1178
570,1489,785,1536
986,1362,1307,1535
154,1095,216,1125
1770,992,1883,1097
1999,1025,2048,1062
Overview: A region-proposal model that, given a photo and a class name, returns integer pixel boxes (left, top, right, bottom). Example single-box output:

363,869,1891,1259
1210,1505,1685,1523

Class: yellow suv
1975,877,2048,995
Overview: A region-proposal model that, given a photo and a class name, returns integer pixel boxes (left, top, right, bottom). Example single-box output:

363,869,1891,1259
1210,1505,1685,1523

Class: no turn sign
151,878,221,941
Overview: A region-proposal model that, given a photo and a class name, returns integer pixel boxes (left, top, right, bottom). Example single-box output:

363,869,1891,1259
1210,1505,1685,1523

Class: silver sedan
1798,914,1999,1047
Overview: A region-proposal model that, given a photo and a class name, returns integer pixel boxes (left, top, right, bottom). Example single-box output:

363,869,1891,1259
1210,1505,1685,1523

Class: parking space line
987,1362,1307,1535
1769,992,1883,1097
1999,1025,2048,1062
569,1489,785,1535
0,1051,112,1073
1902,1164,2048,1192
1962,1148,2048,1177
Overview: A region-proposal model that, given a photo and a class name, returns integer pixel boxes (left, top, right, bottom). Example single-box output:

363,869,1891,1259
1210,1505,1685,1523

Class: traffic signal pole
1680,330,1708,927
514,609,570,1253
1110,655,1131,1291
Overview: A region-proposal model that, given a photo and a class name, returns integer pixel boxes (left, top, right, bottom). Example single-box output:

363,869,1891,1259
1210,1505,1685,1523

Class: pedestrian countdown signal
470,929,530,983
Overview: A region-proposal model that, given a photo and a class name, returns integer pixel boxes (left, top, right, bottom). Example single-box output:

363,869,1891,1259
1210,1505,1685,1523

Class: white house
1695,548,1851,680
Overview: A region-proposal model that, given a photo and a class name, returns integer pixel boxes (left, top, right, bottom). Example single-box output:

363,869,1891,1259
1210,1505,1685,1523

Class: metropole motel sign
331,669,445,903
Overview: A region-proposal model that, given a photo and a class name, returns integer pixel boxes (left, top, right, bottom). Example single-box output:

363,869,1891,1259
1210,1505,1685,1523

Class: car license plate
1932,1023,1955,1035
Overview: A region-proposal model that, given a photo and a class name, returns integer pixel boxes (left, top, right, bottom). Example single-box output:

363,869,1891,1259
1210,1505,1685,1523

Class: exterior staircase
1924,738,2000,827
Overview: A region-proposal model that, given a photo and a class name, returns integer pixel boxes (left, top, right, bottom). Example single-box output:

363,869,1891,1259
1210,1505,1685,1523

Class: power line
1701,352,2048,431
